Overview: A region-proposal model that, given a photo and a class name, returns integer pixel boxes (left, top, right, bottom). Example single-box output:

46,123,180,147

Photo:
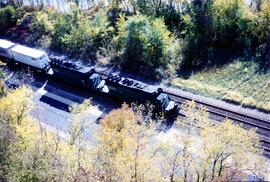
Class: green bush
51,14,74,50
254,3,270,68
61,11,114,59
211,0,251,54
9,7,114,58
0,6,16,34
181,0,253,69
116,15,179,78
27,10,55,46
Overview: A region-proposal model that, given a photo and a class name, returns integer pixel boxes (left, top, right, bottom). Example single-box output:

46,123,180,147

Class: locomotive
0,39,179,118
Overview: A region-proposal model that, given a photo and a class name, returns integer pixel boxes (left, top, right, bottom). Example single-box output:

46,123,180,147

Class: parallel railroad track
164,91,270,155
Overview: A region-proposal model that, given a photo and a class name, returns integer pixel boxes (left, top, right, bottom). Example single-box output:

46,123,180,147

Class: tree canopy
0,86,268,181
1,0,269,78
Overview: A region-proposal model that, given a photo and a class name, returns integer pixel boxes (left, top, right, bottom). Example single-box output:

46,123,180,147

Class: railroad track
165,91,270,155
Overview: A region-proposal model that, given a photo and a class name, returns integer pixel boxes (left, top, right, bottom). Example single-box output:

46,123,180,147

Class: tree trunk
170,150,181,182
265,35,270,69
218,159,224,177
183,143,189,182
196,170,200,182
211,154,220,180
202,170,207,182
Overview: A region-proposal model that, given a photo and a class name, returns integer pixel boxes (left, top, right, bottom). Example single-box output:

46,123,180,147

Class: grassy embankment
171,60,270,112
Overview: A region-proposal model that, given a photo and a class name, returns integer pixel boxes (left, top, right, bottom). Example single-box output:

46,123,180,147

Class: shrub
61,11,114,59
117,15,179,78
27,10,55,46
254,3,270,68
181,0,253,69
7,8,55,45
211,0,252,54
0,6,16,34
51,14,74,50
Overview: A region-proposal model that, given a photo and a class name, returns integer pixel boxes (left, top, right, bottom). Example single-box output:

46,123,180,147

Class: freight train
0,39,179,118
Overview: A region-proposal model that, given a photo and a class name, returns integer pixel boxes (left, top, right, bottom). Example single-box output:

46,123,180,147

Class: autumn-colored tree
0,80,6,97
159,101,268,181
68,99,100,173
0,86,268,181
0,87,93,181
0,86,33,125
91,104,163,182
69,99,95,145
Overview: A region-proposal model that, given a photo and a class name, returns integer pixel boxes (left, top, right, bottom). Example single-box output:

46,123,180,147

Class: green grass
170,60,270,112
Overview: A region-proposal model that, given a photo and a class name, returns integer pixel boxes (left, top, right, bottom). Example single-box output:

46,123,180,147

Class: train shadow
156,117,177,132
39,95,70,112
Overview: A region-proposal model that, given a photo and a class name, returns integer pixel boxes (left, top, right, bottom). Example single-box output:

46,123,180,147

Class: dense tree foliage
0,0,269,74
256,1,270,68
62,11,114,58
0,6,16,34
116,15,180,77
0,84,268,181
0,0,270,77
0,1,269,181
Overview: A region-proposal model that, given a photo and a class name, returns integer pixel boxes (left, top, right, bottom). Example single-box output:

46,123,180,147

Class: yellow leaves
93,104,161,181
0,86,33,125
179,100,211,129
152,18,171,41
0,80,6,97
173,101,267,180
69,99,94,115
69,99,97,145
200,115,260,158
15,118,39,149
201,120,265,178
35,12,54,33
100,103,135,131
261,1,270,17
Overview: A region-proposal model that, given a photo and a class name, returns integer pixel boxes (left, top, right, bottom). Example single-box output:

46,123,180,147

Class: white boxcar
10,45,50,70
0,39,15,59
